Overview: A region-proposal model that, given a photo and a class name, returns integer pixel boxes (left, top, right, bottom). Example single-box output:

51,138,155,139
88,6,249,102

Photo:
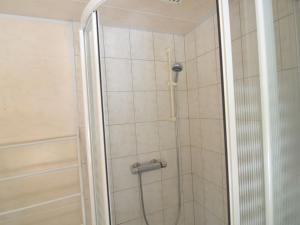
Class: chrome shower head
172,63,183,72
172,63,183,83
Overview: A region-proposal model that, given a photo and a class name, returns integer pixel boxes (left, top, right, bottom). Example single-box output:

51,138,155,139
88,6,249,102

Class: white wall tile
112,156,138,191
141,211,164,225
191,148,203,178
204,208,224,225
188,89,200,119
161,149,177,179
186,59,199,89
197,51,218,87
114,188,140,224
189,119,201,148
174,35,186,62
180,147,192,174
202,150,222,186
200,119,222,153
158,121,176,150
142,182,163,213
162,178,179,208
194,202,205,225
193,175,204,204
184,202,195,225
105,58,132,91
132,60,156,91
164,206,185,225
204,181,224,221
199,85,220,119
179,119,190,147
153,33,174,61
196,16,215,56
136,122,159,154
108,92,135,124
155,61,169,91
177,91,189,119
183,174,194,202
185,31,196,61
157,91,171,120
103,26,131,58
130,30,154,60
134,92,158,122
110,124,137,158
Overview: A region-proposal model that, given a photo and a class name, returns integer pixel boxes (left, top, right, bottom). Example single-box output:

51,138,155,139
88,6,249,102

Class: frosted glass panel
272,1,300,224
228,0,300,224
229,0,266,224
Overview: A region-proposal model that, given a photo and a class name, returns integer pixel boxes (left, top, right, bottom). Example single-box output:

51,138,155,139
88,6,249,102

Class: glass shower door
81,12,111,225
218,0,300,224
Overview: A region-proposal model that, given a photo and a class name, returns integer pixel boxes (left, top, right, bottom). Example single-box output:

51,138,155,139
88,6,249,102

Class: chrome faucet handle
160,160,167,168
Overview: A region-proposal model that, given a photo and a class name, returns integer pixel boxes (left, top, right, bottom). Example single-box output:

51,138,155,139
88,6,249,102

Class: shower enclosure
80,0,300,225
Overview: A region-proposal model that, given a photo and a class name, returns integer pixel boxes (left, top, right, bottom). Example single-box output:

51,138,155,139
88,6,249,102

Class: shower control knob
160,160,167,168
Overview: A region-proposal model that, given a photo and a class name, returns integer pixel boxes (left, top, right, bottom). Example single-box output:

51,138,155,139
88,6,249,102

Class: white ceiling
0,0,216,34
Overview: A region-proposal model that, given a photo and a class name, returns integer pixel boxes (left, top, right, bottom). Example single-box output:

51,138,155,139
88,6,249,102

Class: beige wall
0,14,85,225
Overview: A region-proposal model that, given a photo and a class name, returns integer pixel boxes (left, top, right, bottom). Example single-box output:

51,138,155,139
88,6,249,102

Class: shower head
172,63,183,72
172,63,183,83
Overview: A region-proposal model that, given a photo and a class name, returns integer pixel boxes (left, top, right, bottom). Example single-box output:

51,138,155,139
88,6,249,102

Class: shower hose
138,91,182,225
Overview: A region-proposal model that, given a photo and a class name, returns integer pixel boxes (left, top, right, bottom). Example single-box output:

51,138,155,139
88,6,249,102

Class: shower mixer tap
130,159,167,175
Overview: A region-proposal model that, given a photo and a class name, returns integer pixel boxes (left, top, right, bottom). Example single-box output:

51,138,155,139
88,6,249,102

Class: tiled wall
184,13,228,225
0,14,84,225
98,26,194,225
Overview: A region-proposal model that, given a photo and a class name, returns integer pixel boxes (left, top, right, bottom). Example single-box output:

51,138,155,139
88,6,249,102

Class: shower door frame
216,0,240,224
80,11,111,225
217,0,280,225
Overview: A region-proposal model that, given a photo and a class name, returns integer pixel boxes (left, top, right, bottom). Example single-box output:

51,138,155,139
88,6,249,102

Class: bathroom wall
0,14,85,225
98,25,195,225
185,12,228,225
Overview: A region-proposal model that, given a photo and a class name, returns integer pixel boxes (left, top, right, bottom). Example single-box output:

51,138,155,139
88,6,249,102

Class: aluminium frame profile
80,11,111,225
217,0,240,224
